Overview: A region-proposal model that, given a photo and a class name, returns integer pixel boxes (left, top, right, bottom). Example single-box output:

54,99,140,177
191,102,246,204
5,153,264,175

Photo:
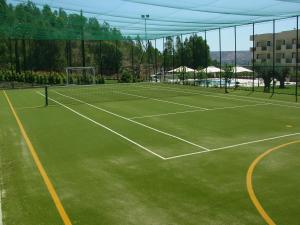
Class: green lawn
1,83,300,225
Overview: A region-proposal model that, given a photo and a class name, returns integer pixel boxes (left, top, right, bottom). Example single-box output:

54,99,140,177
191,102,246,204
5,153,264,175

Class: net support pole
219,27,222,89
69,40,72,67
172,36,175,84
193,34,196,86
205,31,208,87
131,40,134,80
15,39,21,74
252,22,255,91
272,19,275,94
147,40,150,82
181,34,184,84
45,86,48,107
22,39,27,71
9,38,14,75
115,40,119,81
80,10,85,68
155,39,158,82
296,16,299,102
234,26,237,88
99,40,103,77
163,37,165,82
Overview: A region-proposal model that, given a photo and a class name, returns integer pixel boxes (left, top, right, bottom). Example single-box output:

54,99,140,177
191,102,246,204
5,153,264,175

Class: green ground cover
1,83,300,225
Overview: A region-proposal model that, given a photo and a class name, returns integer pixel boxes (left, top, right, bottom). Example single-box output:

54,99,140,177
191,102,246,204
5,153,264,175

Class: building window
267,54,270,59
267,41,271,46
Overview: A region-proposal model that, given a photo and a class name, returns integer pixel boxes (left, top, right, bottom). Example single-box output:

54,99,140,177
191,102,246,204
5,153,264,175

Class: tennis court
1,83,300,224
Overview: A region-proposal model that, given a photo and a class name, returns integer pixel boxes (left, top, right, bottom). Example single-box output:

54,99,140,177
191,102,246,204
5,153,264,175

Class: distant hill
210,51,251,66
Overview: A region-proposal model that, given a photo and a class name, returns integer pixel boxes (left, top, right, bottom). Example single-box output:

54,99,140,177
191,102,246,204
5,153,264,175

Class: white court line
53,91,210,151
36,92,166,160
129,103,271,119
136,85,300,109
116,91,208,110
165,132,300,160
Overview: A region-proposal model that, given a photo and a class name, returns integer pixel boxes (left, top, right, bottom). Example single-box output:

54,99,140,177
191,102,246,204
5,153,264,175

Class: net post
45,86,48,107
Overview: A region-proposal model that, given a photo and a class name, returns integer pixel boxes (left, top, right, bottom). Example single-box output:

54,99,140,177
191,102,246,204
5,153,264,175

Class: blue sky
152,17,298,52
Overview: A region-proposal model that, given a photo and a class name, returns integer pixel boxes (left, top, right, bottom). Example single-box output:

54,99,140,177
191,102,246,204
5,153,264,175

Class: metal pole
252,22,255,91
9,38,13,75
131,40,134,80
115,40,118,80
155,39,157,82
45,86,48,106
234,26,237,88
193,34,196,86
296,16,299,102
272,19,275,94
15,39,21,74
219,28,222,88
147,40,150,82
172,36,175,84
180,34,185,84
81,10,85,68
205,31,208,87
163,37,165,82
100,40,103,77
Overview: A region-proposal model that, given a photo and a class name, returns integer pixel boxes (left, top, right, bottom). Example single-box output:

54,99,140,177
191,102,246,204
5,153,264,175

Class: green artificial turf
1,83,300,225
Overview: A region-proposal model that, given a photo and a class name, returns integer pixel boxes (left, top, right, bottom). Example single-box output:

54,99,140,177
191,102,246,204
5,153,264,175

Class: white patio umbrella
168,66,194,73
232,66,253,73
200,66,224,73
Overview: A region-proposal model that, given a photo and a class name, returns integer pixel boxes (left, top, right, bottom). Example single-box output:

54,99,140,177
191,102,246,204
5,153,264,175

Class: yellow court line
3,91,72,225
246,140,300,225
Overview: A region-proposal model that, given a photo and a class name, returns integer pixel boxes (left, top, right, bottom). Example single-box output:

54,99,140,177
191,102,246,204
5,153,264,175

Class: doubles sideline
3,91,72,225
134,84,300,110
246,140,300,225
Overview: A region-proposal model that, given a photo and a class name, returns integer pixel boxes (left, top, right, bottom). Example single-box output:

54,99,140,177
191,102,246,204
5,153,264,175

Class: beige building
250,30,299,70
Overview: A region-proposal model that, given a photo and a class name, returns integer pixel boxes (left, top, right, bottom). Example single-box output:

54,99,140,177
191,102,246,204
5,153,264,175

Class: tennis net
45,83,198,106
